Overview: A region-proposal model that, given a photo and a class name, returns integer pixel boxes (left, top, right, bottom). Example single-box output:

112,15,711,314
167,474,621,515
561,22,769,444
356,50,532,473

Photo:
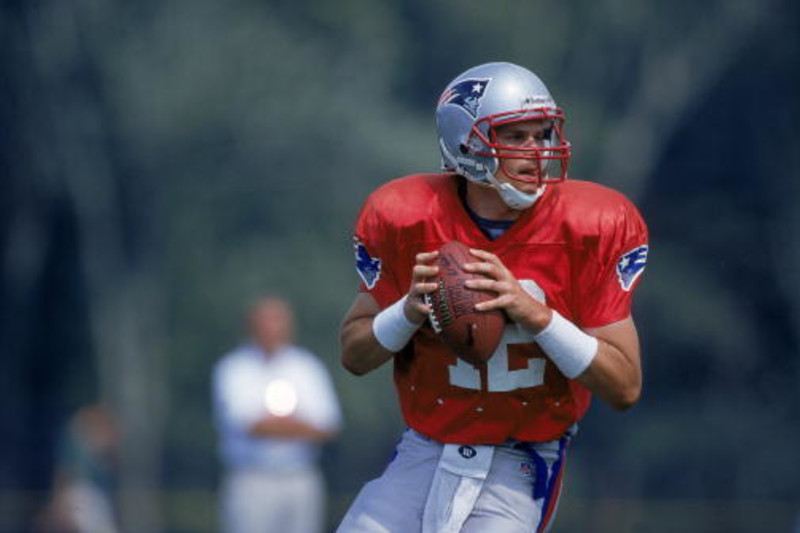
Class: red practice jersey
353,173,648,444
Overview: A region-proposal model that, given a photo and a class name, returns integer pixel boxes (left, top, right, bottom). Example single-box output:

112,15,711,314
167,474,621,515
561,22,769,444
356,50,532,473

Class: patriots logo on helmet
438,78,491,118
353,238,381,289
616,244,649,291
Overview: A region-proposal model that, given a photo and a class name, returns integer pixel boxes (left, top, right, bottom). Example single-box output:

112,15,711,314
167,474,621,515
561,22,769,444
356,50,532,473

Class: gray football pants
337,429,568,533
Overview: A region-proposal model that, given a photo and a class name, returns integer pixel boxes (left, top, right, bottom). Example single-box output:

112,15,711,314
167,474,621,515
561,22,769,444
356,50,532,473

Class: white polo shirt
213,343,342,472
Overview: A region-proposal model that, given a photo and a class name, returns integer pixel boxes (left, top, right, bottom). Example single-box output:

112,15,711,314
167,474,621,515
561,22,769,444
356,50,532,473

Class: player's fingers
474,297,503,312
493,281,515,295
413,281,439,295
403,295,431,321
462,261,502,279
468,248,502,266
415,251,439,265
476,291,519,312
463,279,511,295
412,264,439,279
467,250,513,278
464,278,494,291
410,297,432,312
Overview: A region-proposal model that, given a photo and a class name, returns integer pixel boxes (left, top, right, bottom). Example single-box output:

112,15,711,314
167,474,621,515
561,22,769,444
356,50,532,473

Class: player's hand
404,251,439,324
462,248,552,333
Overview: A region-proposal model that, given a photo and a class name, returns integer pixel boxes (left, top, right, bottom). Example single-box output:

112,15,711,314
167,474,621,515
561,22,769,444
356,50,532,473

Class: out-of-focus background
1,0,798,532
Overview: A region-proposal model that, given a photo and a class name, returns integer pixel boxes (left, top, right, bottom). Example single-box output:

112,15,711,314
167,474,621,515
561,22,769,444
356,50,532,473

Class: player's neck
464,181,523,221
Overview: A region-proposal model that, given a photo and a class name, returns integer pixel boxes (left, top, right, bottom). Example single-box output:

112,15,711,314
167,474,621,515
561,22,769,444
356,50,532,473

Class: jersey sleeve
575,199,649,328
352,194,406,309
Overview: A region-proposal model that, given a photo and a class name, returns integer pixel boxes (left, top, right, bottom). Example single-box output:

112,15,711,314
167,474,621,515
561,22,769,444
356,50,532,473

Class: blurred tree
3,1,168,530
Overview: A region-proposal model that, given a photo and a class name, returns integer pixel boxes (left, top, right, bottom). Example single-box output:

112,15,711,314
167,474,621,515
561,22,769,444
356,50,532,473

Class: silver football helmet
436,62,571,209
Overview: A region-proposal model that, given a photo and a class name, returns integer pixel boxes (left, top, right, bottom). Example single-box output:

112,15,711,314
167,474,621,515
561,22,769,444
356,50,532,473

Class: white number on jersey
448,279,548,392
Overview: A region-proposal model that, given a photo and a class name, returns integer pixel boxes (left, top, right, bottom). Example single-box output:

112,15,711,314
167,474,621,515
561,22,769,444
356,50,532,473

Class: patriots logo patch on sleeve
438,78,491,118
616,244,648,291
353,237,381,290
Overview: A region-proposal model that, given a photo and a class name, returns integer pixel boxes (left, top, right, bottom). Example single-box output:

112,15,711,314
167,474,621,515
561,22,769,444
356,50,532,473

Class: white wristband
372,296,422,352
533,310,598,379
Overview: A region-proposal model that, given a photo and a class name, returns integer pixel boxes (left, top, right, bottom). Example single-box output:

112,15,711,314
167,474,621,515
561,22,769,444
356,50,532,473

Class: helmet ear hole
459,143,470,155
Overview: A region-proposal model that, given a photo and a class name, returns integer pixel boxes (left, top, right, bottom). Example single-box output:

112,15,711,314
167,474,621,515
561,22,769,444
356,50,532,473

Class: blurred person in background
337,62,648,532
36,404,120,533
213,296,342,533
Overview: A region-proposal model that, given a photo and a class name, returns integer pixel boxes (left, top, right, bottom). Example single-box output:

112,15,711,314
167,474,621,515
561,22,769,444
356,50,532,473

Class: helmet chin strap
488,173,546,210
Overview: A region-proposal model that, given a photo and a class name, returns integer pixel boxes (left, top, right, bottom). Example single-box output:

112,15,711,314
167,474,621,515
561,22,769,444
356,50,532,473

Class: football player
337,62,648,533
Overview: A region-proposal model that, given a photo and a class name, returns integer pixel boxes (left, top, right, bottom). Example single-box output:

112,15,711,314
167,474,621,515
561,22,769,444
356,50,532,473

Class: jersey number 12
448,280,548,392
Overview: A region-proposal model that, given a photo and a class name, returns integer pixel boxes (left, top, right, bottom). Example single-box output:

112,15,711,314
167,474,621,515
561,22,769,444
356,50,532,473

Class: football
425,241,506,365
